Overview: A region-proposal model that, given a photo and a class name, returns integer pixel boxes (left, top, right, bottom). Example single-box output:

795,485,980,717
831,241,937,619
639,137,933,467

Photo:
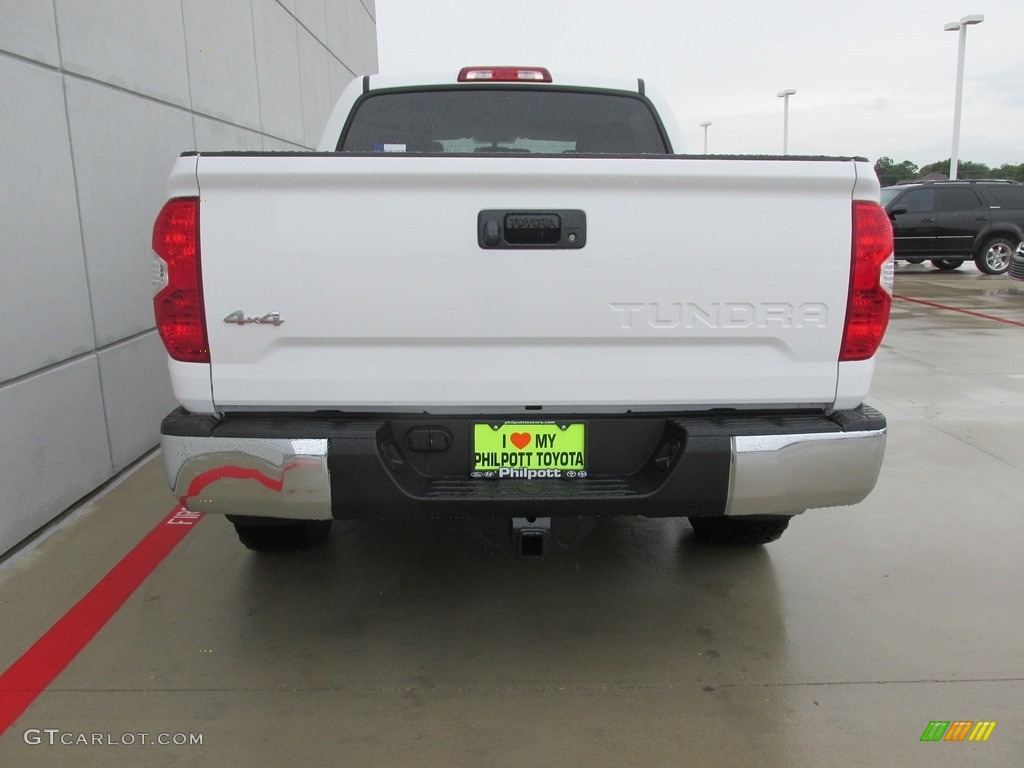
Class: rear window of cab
338,88,669,155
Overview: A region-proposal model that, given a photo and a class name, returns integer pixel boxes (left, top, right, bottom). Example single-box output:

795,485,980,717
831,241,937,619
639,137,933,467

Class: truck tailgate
195,155,858,411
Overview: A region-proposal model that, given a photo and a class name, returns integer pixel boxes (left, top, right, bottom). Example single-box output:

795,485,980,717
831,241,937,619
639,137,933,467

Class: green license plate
472,423,586,479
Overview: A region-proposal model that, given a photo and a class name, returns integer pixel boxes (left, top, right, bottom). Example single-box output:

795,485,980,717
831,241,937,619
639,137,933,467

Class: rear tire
229,517,333,552
905,258,925,265
931,258,964,271
975,237,1014,275
688,515,791,546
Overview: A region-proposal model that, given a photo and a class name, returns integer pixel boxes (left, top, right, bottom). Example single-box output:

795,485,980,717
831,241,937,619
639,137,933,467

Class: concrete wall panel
366,17,379,72
295,0,328,42
346,0,369,76
263,136,309,152
65,78,195,347
181,0,261,131
325,0,351,69
328,56,356,110
252,0,305,145
54,0,191,108
298,29,332,147
97,332,178,473
194,116,265,152
0,59,94,382
0,0,60,65
0,358,111,555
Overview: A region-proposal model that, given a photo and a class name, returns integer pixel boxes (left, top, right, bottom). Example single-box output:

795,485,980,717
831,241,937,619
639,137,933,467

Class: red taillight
152,197,209,363
457,66,552,83
841,201,894,362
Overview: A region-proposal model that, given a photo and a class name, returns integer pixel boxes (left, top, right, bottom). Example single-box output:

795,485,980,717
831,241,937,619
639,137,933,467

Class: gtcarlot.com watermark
23,728,203,747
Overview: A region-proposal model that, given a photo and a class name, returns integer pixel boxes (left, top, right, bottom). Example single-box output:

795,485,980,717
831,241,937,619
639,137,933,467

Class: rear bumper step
160,406,886,521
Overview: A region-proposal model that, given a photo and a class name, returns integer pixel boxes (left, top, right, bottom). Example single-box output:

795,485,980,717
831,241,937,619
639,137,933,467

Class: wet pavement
1,261,1022,767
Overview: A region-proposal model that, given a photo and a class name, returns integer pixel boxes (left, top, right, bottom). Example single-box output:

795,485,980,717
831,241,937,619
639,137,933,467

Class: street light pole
944,14,984,180
777,89,796,154
700,121,712,154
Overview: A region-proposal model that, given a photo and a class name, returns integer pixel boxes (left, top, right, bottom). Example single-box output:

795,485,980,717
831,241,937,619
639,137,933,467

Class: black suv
880,180,1024,274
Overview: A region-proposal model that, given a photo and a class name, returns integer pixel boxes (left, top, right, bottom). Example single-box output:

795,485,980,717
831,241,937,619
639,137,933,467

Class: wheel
905,258,925,265
687,515,792,546
931,258,964,271
975,237,1014,275
228,516,333,552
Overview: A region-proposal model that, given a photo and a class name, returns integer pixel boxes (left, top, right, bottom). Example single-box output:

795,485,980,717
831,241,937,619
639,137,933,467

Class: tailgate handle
478,210,586,249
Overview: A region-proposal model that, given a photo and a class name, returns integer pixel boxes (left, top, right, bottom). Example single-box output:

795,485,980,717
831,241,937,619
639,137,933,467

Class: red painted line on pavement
893,294,1024,328
0,507,202,736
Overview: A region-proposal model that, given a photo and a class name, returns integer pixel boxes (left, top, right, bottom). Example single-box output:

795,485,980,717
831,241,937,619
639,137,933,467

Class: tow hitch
513,517,550,558
465,516,595,557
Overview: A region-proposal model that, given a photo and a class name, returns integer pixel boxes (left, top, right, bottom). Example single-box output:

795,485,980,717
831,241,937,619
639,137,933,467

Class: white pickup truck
153,66,893,555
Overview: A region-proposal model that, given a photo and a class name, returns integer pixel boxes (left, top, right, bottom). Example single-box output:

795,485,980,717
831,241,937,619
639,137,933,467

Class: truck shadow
229,514,788,690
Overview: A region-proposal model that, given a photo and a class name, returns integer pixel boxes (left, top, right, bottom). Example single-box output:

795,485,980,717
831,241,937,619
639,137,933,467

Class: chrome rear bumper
160,406,886,521
726,430,886,516
162,436,332,521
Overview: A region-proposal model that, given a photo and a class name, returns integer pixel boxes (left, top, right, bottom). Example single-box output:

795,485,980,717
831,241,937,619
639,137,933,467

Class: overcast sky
375,0,1024,168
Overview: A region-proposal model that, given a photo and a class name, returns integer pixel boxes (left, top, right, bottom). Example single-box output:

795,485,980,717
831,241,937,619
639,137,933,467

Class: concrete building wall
0,0,378,556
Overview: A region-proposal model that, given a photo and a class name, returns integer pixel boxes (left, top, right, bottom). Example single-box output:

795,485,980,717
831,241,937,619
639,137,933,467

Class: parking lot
1,262,1022,767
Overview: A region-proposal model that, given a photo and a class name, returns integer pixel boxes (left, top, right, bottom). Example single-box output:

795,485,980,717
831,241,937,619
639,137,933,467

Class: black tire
688,515,791,546
975,237,1014,275
931,258,964,271
905,258,926,265
229,517,333,552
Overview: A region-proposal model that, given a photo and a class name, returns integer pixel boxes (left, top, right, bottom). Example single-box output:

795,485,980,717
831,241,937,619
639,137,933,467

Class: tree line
874,157,1024,186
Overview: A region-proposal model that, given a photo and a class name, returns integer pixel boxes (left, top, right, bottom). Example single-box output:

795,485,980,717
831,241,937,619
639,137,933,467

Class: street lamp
700,121,712,154
944,14,984,180
777,89,796,154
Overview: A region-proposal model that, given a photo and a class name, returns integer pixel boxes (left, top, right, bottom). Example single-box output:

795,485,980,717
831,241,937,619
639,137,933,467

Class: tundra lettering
610,302,830,330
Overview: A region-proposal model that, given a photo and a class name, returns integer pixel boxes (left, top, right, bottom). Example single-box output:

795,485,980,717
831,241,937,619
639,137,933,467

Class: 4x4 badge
223,310,284,326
